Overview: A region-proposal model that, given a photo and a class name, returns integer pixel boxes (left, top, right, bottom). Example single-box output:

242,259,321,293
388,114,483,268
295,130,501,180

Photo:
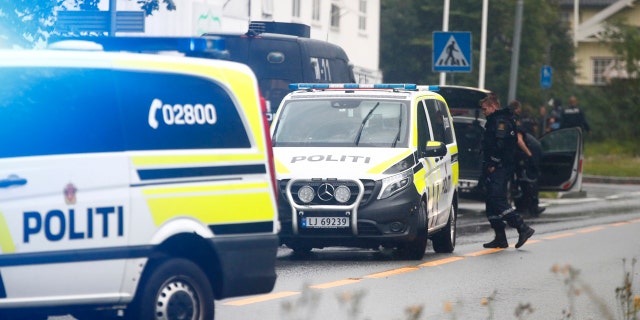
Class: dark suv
433,85,585,201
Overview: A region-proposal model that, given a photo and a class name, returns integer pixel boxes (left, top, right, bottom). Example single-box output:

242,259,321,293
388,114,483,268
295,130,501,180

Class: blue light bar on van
289,83,417,90
48,36,229,58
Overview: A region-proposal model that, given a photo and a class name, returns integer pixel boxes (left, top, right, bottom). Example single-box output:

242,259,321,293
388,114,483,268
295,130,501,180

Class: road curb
583,174,640,185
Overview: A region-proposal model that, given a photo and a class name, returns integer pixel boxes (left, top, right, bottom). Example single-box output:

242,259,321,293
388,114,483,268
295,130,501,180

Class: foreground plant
615,258,639,320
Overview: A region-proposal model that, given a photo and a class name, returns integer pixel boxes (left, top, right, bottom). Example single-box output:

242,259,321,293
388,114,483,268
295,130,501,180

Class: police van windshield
272,99,409,148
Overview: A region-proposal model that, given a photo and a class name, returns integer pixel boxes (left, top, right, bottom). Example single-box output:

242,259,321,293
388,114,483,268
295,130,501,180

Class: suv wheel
396,200,428,260
432,202,457,253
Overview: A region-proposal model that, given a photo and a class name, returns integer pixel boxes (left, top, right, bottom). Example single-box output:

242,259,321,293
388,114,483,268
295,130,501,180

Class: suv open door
538,127,584,192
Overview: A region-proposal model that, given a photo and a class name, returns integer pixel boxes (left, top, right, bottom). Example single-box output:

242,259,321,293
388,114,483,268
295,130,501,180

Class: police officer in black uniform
480,94,535,249
510,100,545,217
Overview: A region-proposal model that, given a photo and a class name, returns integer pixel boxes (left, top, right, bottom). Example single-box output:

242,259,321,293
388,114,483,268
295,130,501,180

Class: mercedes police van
0,37,279,320
270,83,458,260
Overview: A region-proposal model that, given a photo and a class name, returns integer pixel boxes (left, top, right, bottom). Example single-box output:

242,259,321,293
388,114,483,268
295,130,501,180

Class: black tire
397,200,428,260
432,201,457,253
286,243,312,256
127,258,215,320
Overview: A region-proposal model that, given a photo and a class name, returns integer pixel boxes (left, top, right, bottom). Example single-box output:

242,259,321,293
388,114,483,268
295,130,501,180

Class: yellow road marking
364,267,419,279
224,291,300,306
610,221,630,227
543,232,574,240
465,248,505,256
310,278,362,289
419,256,464,267
576,226,604,233
508,239,542,247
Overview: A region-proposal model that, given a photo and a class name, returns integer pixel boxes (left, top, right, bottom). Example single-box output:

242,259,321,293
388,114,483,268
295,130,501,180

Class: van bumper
279,186,423,249
209,234,278,299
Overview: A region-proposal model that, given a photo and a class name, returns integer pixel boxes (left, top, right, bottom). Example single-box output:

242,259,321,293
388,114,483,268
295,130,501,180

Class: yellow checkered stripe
0,212,15,253
143,181,275,228
129,153,276,230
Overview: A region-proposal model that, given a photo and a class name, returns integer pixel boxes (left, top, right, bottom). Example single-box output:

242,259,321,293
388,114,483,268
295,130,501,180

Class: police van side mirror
423,141,447,158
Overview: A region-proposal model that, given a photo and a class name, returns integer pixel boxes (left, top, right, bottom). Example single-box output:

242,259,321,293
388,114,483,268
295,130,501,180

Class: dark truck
202,21,355,121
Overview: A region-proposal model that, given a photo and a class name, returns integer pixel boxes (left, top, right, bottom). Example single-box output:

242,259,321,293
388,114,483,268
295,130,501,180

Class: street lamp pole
439,0,450,85
479,0,488,89
508,0,524,102
109,0,117,36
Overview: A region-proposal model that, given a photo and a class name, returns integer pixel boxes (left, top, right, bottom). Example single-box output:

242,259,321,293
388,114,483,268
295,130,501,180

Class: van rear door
0,66,130,303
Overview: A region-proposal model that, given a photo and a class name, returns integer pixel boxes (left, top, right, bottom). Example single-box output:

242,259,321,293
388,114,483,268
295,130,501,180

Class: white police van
0,37,279,319
270,84,458,260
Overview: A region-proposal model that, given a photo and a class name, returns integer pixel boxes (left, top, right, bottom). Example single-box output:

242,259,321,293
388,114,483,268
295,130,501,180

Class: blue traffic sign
433,31,472,72
540,65,552,89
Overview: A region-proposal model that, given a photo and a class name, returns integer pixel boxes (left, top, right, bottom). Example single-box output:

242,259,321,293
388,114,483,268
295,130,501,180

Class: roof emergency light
288,83,418,91
417,85,441,92
47,36,229,59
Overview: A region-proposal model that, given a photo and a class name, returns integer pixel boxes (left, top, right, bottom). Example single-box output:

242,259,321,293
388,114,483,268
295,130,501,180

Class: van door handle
0,174,28,188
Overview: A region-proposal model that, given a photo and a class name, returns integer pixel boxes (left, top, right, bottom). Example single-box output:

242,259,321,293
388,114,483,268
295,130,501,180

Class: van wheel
432,203,457,253
287,244,312,258
128,258,214,320
397,200,428,260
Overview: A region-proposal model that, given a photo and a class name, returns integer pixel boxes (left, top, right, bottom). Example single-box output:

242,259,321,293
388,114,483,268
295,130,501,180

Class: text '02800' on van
270,83,459,261
0,37,279,320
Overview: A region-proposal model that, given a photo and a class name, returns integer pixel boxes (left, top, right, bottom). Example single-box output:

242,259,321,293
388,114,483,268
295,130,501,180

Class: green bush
584,141,640,177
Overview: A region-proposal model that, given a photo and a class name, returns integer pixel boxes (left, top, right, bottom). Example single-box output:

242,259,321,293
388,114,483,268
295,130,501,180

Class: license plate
302,216,350,228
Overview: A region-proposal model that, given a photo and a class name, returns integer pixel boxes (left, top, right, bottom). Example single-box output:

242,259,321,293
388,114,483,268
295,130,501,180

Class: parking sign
541,66,552,89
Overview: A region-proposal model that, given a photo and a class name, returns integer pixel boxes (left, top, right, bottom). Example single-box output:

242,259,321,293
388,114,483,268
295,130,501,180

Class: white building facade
100,0,382,83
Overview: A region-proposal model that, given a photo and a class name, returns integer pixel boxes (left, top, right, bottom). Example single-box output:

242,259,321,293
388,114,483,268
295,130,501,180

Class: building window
592,57,614,85
292,0,301,18
312,0,321,22
262,0,273,18
358,0,367,31
331,4,340,28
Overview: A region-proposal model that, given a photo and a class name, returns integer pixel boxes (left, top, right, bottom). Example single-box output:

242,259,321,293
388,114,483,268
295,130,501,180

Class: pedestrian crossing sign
433,31,472,72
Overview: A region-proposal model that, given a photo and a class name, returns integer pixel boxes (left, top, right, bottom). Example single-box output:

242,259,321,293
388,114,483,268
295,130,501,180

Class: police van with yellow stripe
0,37,278,319
270,84,458,260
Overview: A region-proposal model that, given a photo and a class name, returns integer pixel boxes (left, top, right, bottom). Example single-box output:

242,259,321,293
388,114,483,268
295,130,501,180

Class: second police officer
479,94,535,249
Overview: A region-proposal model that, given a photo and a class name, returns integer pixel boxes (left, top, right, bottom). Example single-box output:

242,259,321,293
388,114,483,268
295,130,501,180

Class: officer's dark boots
516,224,535,249
483,227,508,248
532,207,546,216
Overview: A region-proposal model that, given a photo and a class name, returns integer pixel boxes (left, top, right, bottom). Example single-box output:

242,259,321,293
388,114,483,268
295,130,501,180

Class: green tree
0,0,176,49
593,20,640,153
380,0,575,109
0,0,65,48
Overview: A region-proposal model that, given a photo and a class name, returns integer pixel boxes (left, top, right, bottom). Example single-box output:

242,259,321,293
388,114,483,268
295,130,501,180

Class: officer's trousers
485,165,525,231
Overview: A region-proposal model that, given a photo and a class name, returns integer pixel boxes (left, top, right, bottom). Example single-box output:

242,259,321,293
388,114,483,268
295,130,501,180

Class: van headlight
297,185,315,203
334,185,351,203
379,170,413,199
